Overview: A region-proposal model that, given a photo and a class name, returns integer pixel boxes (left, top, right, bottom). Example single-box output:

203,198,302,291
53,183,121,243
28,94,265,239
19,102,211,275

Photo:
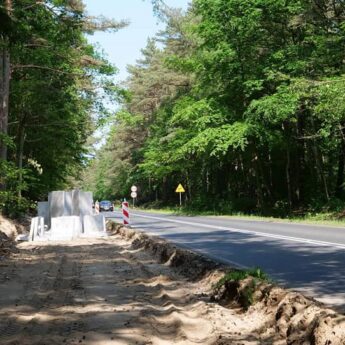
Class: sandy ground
1,231,344,345
0,234,279,345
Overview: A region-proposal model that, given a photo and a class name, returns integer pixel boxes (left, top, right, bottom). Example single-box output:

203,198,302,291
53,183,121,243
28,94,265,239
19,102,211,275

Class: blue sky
84,0,189,82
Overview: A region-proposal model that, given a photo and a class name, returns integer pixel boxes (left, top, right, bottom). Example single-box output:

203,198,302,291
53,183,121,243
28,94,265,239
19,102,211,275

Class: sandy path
0,235,269,345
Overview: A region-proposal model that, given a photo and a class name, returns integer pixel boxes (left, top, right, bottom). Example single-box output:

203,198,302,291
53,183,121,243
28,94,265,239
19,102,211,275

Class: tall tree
84,0,345,215
0,0,12,161
0,0,127,214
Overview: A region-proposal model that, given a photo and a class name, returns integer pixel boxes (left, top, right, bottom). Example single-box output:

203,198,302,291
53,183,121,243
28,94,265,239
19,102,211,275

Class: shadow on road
131,221,345,309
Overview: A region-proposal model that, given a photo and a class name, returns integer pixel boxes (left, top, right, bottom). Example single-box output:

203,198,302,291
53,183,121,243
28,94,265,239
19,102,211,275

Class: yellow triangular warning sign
175,183,185,193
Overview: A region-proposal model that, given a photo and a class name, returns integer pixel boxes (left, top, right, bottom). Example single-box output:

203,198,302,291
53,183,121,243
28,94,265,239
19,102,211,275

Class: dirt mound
108,220,345,345
107,221,222,280
0,229,17,258
0,214,25,257
0,214,27,239
213,278,345,344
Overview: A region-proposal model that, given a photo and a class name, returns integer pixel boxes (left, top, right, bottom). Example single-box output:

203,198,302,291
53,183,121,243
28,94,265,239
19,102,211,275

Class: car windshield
100,200,111,206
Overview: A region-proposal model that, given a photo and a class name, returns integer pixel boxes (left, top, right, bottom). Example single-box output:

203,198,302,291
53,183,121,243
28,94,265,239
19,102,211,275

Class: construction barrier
122,201,130,225
95,200,100,214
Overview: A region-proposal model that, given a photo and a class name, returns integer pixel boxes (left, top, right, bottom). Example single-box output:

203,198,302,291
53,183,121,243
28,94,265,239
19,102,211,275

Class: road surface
107,210,345,309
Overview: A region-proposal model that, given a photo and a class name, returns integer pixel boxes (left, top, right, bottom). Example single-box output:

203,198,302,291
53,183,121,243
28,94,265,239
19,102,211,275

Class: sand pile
108,220,345,345
0,219,343,344
0,214,24,257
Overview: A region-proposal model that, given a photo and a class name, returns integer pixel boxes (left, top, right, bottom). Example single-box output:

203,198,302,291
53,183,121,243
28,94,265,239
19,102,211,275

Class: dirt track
1,232,344,345
0,234,266,345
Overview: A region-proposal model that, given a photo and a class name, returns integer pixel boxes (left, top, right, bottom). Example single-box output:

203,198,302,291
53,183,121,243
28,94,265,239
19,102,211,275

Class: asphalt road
105,210,345,309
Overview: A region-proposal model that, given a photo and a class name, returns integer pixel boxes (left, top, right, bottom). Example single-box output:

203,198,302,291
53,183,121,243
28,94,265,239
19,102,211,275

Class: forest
0,0,125,216
84,0,345,217
1,0,345,217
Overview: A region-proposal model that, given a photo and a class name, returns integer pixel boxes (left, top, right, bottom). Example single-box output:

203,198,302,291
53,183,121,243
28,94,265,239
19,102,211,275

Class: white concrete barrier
79,191,93,216
29,217,38,242
29,217,44,241
37,202,49,226
64,190,73,216
50,216,82,241
49,191,65,218
36,189,95,241
82,214,106,237
38,217,44,238
72,189,80,215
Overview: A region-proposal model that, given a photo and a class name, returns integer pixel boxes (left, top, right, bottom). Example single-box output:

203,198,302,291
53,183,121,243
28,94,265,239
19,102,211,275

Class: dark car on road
99,200,113,212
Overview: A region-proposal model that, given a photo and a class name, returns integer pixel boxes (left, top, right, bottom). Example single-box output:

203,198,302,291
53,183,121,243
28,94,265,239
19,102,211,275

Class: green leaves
170,98,223,129
246,85,301,124
84,0,345,213
179,122,251,157
0,0,126,209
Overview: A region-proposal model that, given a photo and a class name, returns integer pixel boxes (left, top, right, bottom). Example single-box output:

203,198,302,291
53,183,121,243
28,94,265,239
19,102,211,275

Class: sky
84,0,190,82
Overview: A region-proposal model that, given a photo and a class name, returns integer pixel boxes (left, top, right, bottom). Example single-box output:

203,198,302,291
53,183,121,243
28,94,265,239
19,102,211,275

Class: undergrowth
214,267,269,310
215,267,268,289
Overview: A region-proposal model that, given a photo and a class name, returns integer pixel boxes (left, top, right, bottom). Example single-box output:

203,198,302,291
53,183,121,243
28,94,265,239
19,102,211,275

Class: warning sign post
175,184,185,206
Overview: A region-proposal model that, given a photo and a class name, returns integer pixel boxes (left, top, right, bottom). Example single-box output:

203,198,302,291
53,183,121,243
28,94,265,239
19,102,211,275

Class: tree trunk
286,147,292,209
206,168,210,193
0,46,10,161
253,154,264,211
295,113,306,204
268,151,274,194
257,149,273,201
161,177,167,203
0,0,12,161
336,124,345,199
310,118,330,201
16,115,26,199
17,128,25,199
186,170,191,203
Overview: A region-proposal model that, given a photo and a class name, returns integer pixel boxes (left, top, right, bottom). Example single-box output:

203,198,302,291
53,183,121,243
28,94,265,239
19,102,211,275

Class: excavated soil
109,222,345,345
0,214,27,239
0,221,344,344
0,215,24,258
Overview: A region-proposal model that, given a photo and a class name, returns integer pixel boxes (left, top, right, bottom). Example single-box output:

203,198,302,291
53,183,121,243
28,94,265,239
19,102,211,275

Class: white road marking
127,213,345,250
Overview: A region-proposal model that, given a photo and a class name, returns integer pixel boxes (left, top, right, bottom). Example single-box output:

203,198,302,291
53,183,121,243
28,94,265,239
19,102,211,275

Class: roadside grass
215,267,269,289
136,207,345,228
213,267,270,309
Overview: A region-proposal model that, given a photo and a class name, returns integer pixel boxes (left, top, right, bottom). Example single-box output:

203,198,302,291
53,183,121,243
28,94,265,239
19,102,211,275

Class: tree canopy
85,0,345,216
0,0,126,216
2,0,345,217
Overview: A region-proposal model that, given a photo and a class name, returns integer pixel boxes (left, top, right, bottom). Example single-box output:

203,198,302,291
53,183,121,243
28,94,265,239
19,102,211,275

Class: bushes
0,192,33,218
0,159,33,218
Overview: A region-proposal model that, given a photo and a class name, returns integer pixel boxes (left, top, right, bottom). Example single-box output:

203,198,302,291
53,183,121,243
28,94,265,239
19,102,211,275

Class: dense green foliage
0,0,125,216
85,0,345,216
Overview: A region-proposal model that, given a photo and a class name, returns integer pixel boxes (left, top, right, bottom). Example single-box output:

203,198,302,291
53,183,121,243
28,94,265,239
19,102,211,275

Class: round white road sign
131,185,137,192
131,191,137,198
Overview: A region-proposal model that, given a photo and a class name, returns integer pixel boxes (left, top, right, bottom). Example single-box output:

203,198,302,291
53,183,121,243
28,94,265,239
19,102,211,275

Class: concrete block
64,191,73,216
47,193,52,227
44,189,94,233
72,189,80,216
38,217,45,238
29,217,44,241
16,234,29,241
79,191,93,216
29,217,38,242
50,216,82,241
83,214,106,235
37,202,49,226
49,191,65,218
